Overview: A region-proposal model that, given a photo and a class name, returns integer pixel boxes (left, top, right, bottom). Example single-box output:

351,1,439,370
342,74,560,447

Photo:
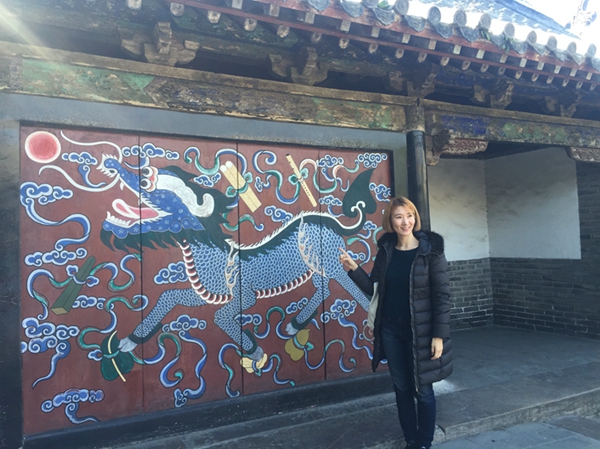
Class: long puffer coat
348,230,453,388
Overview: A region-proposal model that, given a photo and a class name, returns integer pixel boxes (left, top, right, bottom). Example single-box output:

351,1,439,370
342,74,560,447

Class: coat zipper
384,238,421,393
408,254,420,393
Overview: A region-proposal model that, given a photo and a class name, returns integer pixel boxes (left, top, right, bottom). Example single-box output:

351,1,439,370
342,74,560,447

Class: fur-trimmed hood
377,230,445,255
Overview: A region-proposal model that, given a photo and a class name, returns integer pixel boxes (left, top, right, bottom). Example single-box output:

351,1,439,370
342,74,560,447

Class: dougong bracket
406,62,439,98
490,80,514,110
269,47,328,86
120,22,199,66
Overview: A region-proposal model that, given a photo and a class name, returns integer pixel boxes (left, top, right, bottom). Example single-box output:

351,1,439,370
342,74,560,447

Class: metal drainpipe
407,130,431,231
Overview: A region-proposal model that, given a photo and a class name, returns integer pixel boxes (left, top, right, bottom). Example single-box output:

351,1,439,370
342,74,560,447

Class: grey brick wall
448,258,494,330
579,162,600,261
490,162,600,339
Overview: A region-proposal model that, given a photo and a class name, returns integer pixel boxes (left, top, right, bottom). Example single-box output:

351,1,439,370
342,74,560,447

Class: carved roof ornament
567,147,600,163
470,80,514,109
542,92,582,118
407,62,439,98
120,22,199,67
427,130,489,165
269,47,329,86
490,80,514,110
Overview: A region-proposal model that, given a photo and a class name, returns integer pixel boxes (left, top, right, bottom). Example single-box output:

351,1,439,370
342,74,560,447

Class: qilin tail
338,168,377,235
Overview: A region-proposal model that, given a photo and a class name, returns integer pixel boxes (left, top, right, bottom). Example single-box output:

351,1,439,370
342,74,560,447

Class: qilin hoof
285,322,299,336
240,352,268,374
118,336,138,353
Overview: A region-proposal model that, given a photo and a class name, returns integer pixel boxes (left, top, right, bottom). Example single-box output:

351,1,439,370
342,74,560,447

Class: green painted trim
21,59,156,104
0,45,410,131
312,97,400,130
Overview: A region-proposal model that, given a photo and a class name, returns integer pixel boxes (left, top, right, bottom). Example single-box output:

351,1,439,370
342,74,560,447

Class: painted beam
424,100,600,149
0,43,411,132
2,42,600,148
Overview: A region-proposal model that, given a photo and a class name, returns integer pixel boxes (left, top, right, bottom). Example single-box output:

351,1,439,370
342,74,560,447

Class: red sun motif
25,131,62,163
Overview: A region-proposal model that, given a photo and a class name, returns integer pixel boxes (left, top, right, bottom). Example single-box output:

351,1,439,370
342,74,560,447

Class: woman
339,197,452,449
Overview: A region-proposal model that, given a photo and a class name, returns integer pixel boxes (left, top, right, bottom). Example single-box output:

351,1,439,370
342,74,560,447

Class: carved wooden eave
0,39,600,164
2,40,600,158
269,46,329,86
426,130,488,165
2,0,600,123
159,0,600,91
567,147,600,163
120,22,201,67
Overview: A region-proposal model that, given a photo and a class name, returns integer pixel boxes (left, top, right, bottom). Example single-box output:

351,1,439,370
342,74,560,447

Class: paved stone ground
108,328,600,449
434,415,600,449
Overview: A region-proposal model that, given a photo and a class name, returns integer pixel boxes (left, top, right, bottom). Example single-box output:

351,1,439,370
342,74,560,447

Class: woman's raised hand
338,248,359,272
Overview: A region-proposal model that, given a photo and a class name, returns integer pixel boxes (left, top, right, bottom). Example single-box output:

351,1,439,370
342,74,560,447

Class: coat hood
377,230,445,255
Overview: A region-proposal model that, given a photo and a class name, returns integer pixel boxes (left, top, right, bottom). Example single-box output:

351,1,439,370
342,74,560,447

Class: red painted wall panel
19,126,392,435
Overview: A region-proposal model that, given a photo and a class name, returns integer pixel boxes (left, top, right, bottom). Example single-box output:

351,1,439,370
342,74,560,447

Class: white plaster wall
486,147,581,259
428,159,490,262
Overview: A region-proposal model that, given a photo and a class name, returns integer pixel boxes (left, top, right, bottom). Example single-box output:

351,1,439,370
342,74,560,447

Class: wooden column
406,103,430,231
407,130,430,231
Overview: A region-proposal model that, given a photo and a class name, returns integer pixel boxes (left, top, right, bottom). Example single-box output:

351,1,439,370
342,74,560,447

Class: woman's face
391,205,415,237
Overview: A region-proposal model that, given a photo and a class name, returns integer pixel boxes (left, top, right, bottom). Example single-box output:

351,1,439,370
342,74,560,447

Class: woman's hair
382,197,421,233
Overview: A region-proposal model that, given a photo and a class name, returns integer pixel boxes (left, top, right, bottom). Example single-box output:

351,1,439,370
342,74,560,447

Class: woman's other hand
338,248,359,272
431,337,443,360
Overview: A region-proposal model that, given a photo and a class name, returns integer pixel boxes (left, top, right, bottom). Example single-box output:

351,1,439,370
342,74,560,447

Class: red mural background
20,126,392,435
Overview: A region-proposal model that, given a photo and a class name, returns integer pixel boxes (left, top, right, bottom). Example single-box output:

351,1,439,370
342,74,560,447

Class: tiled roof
126,0,600,90
306,0,597,62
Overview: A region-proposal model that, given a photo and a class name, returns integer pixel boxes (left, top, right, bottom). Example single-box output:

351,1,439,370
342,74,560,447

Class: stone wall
449,258,494,330
491,162,600,339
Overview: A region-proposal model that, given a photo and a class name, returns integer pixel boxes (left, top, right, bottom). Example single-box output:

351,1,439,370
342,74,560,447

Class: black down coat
348,230,453,388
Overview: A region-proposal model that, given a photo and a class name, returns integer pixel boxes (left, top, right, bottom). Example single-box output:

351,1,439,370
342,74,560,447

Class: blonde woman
339,197,452,449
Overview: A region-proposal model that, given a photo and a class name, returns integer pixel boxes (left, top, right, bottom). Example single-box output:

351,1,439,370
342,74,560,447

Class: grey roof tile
373,6,396,26
458,26,481,42
307,0,330,12
340,0,364,18
510,40,528,54
405,14,427,31
433,22,454,39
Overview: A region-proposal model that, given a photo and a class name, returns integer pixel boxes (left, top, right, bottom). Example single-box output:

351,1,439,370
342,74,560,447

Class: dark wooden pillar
407,130,430,231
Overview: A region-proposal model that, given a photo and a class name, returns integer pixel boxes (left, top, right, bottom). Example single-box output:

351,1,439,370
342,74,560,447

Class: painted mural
20,127,392,435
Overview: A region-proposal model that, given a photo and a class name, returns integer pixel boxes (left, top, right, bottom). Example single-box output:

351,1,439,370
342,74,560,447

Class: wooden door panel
20,127,144,434
133,135,243,411
237,143,327,395
321,148,392,380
